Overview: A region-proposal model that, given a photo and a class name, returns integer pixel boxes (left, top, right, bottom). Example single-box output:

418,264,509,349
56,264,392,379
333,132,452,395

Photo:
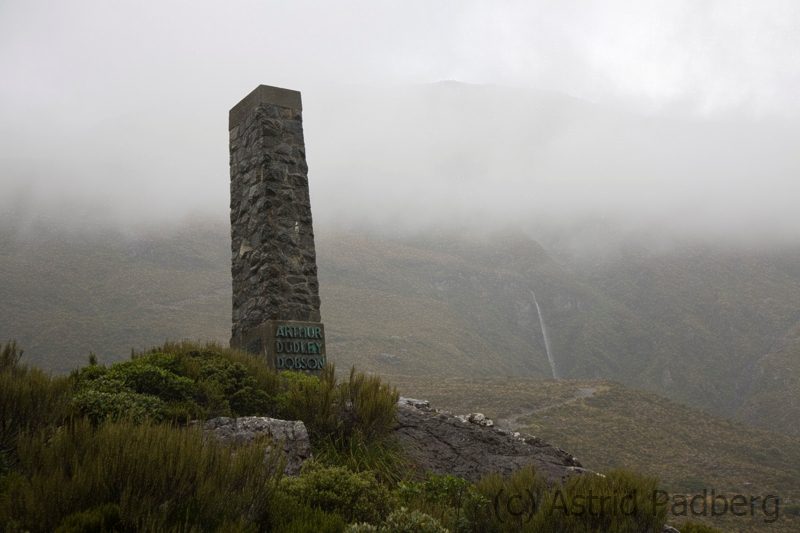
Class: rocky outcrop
199,398,589,482
202,416,311,475
394,397,588,483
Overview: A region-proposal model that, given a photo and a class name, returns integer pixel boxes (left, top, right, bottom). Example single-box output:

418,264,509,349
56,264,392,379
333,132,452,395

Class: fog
2,1,799,246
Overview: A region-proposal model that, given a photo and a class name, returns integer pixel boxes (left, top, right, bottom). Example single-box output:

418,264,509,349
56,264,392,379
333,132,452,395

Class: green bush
69,343,400,445
70,343,287,423
280,462,394,524
345,523,379,533
380,507,448,533
71,389,166,424
108,362,196,401
343,508,449,533
395,474,492,531
398,474,472,509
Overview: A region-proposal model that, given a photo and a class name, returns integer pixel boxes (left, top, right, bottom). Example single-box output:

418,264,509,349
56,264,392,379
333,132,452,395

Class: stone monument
228,85,325,373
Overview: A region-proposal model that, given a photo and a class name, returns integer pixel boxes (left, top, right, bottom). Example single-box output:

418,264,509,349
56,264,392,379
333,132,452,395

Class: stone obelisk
229,85,325,372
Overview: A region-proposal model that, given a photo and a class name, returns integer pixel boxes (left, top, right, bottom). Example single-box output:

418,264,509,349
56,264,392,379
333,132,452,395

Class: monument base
232,319,326,374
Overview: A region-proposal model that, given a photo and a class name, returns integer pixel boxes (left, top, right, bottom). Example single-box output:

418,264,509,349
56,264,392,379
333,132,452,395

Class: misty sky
1,1,799,242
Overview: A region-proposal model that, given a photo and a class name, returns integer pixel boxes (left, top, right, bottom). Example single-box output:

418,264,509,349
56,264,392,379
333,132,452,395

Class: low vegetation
1,340,677,531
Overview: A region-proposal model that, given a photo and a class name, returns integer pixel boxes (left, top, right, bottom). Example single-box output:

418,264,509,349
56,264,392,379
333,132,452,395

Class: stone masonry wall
229,86,321,342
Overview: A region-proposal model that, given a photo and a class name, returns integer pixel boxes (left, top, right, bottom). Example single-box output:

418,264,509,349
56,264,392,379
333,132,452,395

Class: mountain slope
738,320,800,436
2,218,799,433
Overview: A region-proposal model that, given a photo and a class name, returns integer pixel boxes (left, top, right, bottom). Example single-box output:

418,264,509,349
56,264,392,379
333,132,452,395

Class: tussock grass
0,342,72,475
1,419,279,531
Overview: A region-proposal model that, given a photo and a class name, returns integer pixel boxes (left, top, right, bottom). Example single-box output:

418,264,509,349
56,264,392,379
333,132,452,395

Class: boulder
202,416,311,475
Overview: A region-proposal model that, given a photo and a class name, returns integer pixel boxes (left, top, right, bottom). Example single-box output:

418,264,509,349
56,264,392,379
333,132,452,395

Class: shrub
345,523,379,533
280,462,394,524
396,474,491,531
106,362,196,402
70,342,287,423
398,474,472,509
71,389,166,424
70,343,400,453
139,341,282,394
381,507,448,533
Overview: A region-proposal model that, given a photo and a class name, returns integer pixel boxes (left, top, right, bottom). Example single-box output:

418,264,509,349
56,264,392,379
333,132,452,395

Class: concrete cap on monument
229,85,302,130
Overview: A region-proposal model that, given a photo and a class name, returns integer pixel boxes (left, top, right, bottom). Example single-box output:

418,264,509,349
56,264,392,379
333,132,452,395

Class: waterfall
531,289,559,379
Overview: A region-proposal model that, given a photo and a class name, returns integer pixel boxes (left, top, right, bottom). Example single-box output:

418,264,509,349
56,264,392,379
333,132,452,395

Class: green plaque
234,320,326,373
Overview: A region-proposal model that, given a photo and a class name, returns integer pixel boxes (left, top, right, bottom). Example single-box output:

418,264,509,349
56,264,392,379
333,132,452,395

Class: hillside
565,243,800,417
738,320,800,436
2,218,799,433
0,341,674,532
387,375,800,532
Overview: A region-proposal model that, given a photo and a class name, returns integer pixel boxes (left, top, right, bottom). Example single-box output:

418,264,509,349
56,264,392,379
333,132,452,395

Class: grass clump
0,419,279,531
277,365,398,442
0,341,72,475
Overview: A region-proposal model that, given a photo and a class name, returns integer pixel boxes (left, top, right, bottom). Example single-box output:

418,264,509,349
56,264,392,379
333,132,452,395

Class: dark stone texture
229,85,322,347
229,85,302,130
394,398,588,483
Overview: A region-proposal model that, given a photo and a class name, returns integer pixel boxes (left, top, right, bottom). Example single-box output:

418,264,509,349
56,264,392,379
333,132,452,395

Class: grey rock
393,400,586,483
398,397,430,409
466,412,494,427
203,416,311,475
